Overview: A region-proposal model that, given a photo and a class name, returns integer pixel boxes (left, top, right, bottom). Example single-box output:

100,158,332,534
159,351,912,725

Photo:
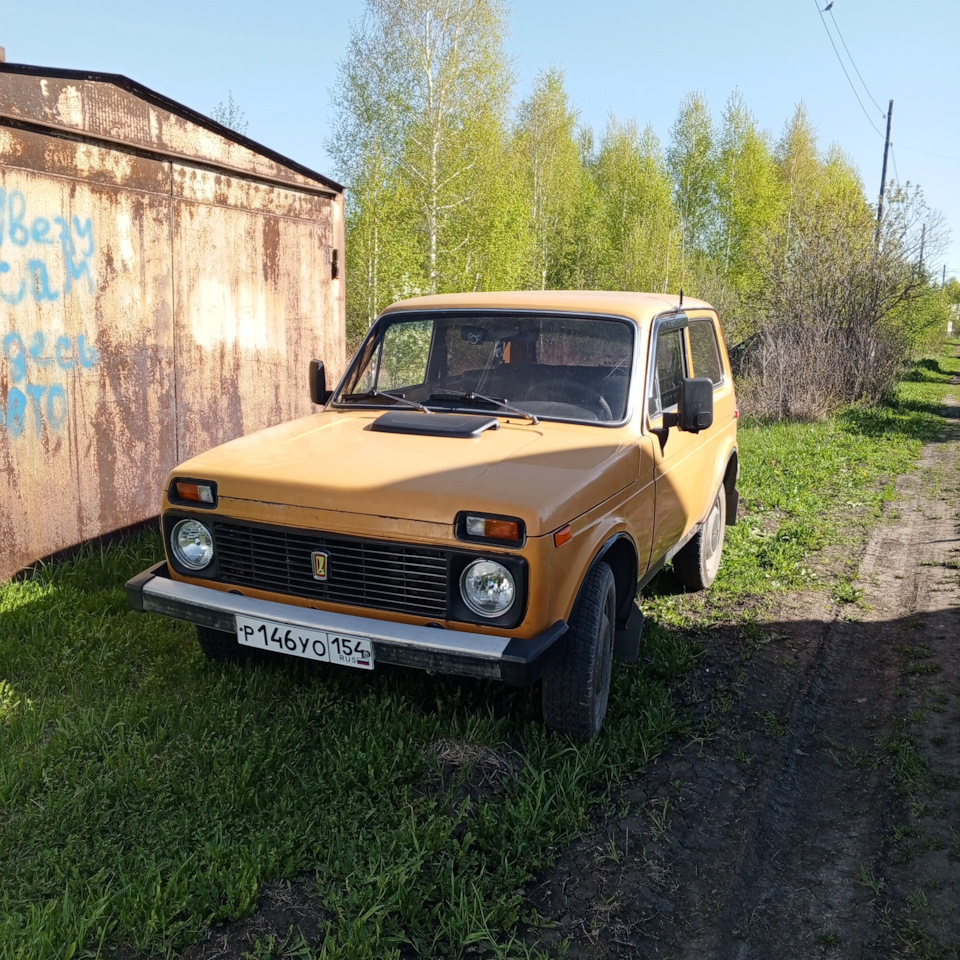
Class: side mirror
309,359,332,406
677,377,714,433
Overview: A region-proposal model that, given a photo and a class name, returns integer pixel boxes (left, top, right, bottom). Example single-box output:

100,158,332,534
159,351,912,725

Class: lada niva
128,291,739,739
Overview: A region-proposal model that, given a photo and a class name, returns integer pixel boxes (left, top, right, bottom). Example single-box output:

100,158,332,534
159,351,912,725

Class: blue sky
5,0,959,278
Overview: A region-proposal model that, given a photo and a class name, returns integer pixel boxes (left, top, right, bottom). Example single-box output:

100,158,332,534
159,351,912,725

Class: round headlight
460,559,516,618
171,519,214,570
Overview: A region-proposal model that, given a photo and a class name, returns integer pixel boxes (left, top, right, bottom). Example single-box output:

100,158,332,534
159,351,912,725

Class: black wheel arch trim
500,620,569,685
590,531,639,625
723,450,740,525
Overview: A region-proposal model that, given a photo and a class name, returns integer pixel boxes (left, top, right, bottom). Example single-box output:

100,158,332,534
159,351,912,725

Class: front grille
211,520,449,619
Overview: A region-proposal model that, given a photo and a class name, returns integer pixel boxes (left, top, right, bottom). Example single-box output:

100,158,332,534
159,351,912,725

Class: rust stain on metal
0,64,346,581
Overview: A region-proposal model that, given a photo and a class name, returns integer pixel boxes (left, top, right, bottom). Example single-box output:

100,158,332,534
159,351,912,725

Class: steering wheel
525,378,612,421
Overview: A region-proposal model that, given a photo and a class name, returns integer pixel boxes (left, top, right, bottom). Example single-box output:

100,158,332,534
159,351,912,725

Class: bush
736,184,948,420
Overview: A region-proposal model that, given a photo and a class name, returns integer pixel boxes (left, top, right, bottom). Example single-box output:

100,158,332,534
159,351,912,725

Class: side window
649,328,685,418
688,319,723,385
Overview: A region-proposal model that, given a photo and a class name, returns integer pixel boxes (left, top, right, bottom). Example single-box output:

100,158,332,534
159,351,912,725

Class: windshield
336,311,634,423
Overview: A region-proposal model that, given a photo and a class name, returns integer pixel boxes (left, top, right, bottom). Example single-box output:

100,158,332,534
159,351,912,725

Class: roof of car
379,290,714,326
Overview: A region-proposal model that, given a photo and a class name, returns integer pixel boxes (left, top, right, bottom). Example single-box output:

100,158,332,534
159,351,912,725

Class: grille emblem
311,551,329,581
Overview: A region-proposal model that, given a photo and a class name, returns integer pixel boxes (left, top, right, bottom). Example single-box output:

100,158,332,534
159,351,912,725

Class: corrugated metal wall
0,66,346,581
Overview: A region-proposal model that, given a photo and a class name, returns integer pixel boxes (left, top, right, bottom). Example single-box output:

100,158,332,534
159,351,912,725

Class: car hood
171,409,641,536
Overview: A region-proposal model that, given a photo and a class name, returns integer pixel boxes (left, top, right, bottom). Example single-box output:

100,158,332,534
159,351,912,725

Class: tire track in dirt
520,386,960,959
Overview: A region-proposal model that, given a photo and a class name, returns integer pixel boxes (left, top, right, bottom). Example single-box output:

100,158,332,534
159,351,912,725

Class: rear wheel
196,625,252,662
541,562,616,741
673,486,727,590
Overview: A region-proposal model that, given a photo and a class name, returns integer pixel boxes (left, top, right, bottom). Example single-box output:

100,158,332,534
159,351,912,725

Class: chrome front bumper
127,562,567,685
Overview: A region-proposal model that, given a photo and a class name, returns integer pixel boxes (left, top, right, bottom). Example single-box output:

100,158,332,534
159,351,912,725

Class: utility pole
876,99,894,243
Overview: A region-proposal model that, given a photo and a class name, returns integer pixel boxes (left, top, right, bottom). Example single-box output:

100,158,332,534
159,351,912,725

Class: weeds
858,864,885,897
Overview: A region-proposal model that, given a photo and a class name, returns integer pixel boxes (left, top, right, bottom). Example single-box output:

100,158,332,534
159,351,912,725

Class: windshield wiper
341,389,431,412
427,390,539,424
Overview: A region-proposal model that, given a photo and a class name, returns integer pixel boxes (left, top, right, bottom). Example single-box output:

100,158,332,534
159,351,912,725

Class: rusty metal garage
0,59,346,582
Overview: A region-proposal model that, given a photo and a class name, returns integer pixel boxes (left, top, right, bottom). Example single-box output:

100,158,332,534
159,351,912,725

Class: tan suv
128,291,739,739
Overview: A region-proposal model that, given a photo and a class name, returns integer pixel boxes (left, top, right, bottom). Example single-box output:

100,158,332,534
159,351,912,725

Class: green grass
657,343,957,616
1,342,957,959
0,538,697,959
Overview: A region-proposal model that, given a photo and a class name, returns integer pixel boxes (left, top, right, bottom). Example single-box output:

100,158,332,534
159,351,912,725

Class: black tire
541,561,616,741
672,486,727,590
196,624,253,662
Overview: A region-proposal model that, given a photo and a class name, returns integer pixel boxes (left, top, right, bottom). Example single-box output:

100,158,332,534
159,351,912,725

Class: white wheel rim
704,492,723,578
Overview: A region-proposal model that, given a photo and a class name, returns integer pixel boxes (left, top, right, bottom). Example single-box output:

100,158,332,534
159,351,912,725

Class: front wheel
673,486,727,590
541,562,616,741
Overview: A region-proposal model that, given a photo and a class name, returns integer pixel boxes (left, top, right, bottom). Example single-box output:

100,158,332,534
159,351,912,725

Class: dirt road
521,390,960,958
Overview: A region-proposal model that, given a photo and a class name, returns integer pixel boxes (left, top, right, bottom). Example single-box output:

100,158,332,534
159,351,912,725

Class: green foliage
329,0,520,335
514,69,582,290
330,2,949,414
344,154,423,343
589,118,679,293
666,91,716,281
891,283,952,358
710,91,784,307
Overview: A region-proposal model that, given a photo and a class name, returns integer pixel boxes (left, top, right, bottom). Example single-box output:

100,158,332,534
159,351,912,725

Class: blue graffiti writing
0,190,96,305
1,330,98,439
2,331,99,383
0,385,69,438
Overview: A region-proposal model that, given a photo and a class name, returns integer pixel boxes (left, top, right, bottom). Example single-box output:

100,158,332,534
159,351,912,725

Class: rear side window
688,319,723,385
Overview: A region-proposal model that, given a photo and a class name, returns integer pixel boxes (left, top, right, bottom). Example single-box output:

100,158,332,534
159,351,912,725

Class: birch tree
514,69,582,289
711,90,784,302
592,118,678,293
775,103,820,253
329,0,513,302
666,92,715,280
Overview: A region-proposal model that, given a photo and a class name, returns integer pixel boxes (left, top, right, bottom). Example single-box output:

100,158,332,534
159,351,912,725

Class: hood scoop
371,410,500,438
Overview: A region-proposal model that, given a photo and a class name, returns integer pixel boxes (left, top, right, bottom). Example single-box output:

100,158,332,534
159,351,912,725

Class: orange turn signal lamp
554,524,573,547
174,480,216,504
466,515,520,541
457,512,525,546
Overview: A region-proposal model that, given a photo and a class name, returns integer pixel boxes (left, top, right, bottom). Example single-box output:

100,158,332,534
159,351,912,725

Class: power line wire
827,11,960,158
813,0,884,137
896,144,960,164
821,8,960,164
813,2,960,165
825,5,960,164
899,119,960,148
826,8,886,117
890,145,900,184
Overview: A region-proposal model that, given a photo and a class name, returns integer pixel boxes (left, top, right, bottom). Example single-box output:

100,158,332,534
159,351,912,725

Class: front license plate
235,615,374,670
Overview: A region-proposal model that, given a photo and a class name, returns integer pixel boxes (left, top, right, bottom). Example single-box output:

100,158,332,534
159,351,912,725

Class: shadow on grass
833,403,945,444
900,356,953,382
836,353,958,444
642,566,693,600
